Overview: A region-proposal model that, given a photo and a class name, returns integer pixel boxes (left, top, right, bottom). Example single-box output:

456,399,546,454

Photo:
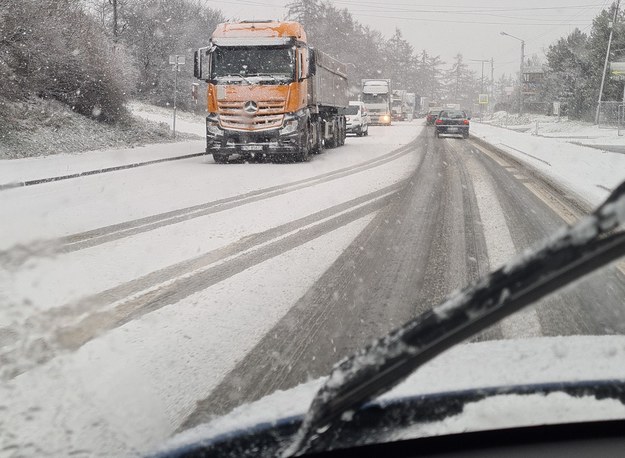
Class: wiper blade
215,74,253,85
246,73,289,84
284,180,625,457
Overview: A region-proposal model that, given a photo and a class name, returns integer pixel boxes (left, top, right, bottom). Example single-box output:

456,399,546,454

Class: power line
348,12,591,26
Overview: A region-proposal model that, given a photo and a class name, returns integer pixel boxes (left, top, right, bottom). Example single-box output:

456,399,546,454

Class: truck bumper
207,132,300,155
369,114,392,126
206,113,306,156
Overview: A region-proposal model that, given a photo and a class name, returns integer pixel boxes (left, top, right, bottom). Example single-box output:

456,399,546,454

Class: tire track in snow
180,131,494,424
0,180,408,381
461,146,543,338
0,139,419,268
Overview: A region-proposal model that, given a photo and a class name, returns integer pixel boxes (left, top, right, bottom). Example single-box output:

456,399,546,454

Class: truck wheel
213,152,229,163
332,121,339,148
312,121,322,154
325,120,336,148
296,125,312,162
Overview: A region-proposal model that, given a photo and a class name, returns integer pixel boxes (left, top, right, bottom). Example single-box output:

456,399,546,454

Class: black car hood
157,336,625,457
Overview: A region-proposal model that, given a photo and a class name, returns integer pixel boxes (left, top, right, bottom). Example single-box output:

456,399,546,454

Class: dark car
425,107,443,125
434,109,470,138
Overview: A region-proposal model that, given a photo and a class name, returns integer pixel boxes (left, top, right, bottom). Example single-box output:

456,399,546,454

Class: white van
343,101,370,137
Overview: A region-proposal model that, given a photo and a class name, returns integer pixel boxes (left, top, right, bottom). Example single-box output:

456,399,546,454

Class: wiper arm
284,180,625,457
216,74,253,85
247,73,288,84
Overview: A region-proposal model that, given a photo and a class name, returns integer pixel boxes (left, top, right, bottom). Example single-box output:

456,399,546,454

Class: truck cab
361,79,392,126
194,21,348,163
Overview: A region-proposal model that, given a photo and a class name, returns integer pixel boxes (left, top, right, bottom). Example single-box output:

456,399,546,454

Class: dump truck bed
311,50,348,109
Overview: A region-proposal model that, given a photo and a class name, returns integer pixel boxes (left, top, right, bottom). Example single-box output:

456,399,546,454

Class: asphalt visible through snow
182,127,625,428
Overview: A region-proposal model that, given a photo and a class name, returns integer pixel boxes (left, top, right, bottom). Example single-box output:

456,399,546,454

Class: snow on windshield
1,0,625,456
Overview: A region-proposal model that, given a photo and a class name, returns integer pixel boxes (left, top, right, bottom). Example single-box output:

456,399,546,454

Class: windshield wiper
215,74,253,85
284,179,625,457
246,73,289,84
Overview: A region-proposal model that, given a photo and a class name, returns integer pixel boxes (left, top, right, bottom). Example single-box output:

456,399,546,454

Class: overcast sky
201,0,611,77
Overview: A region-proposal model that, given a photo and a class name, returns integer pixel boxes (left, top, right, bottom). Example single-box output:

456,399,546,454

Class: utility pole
520,40,525,115
469,58,491,118
595,0,621,124
491,57,495,112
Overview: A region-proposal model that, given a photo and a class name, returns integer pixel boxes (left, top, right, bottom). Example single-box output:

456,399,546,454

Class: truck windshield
362,93,388,103
342,106,359,115
211,46,295,82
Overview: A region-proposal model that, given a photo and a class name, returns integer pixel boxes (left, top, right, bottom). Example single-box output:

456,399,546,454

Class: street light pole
491,57,495,111
501,32,525,115
520,40,525,115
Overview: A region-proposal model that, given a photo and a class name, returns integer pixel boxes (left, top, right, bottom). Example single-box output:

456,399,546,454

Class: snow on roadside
0,101,205,186
482,111,625,146
0,140,205,185
471,121,625,206
129,101,206,137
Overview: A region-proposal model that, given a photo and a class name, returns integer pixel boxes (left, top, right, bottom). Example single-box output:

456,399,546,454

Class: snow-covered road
0,123,421,456
2,119,625,457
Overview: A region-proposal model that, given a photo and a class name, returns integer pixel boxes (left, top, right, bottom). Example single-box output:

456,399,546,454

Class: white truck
361,79,392,126
391,89,407,121
405,93,416,121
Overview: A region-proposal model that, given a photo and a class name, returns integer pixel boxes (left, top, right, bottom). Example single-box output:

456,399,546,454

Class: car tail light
463,120,470,125
435,119,443,125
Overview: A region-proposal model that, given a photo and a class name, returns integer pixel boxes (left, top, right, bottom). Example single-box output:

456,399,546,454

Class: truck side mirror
194,47,211,81
194,50,201,79
309,48,316,77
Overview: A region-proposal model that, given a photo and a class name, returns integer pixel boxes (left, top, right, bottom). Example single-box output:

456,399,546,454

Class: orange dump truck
194,20,348,162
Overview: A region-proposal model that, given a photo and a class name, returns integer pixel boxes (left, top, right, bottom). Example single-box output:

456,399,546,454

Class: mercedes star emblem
243,101,258,114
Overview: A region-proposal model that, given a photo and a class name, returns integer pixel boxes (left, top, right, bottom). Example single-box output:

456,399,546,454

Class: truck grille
218,100,285,131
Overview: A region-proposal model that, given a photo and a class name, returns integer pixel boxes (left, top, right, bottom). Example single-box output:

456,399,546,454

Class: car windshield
362,92,389,103
2,1,625,457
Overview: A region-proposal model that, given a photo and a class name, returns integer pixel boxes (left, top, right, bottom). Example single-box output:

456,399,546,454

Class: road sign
609,61,625,74
479,94,489,105
169,55,186,65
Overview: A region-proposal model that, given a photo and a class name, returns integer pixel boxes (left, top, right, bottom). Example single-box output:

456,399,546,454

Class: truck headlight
206,118,221,136
280,117,299,135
